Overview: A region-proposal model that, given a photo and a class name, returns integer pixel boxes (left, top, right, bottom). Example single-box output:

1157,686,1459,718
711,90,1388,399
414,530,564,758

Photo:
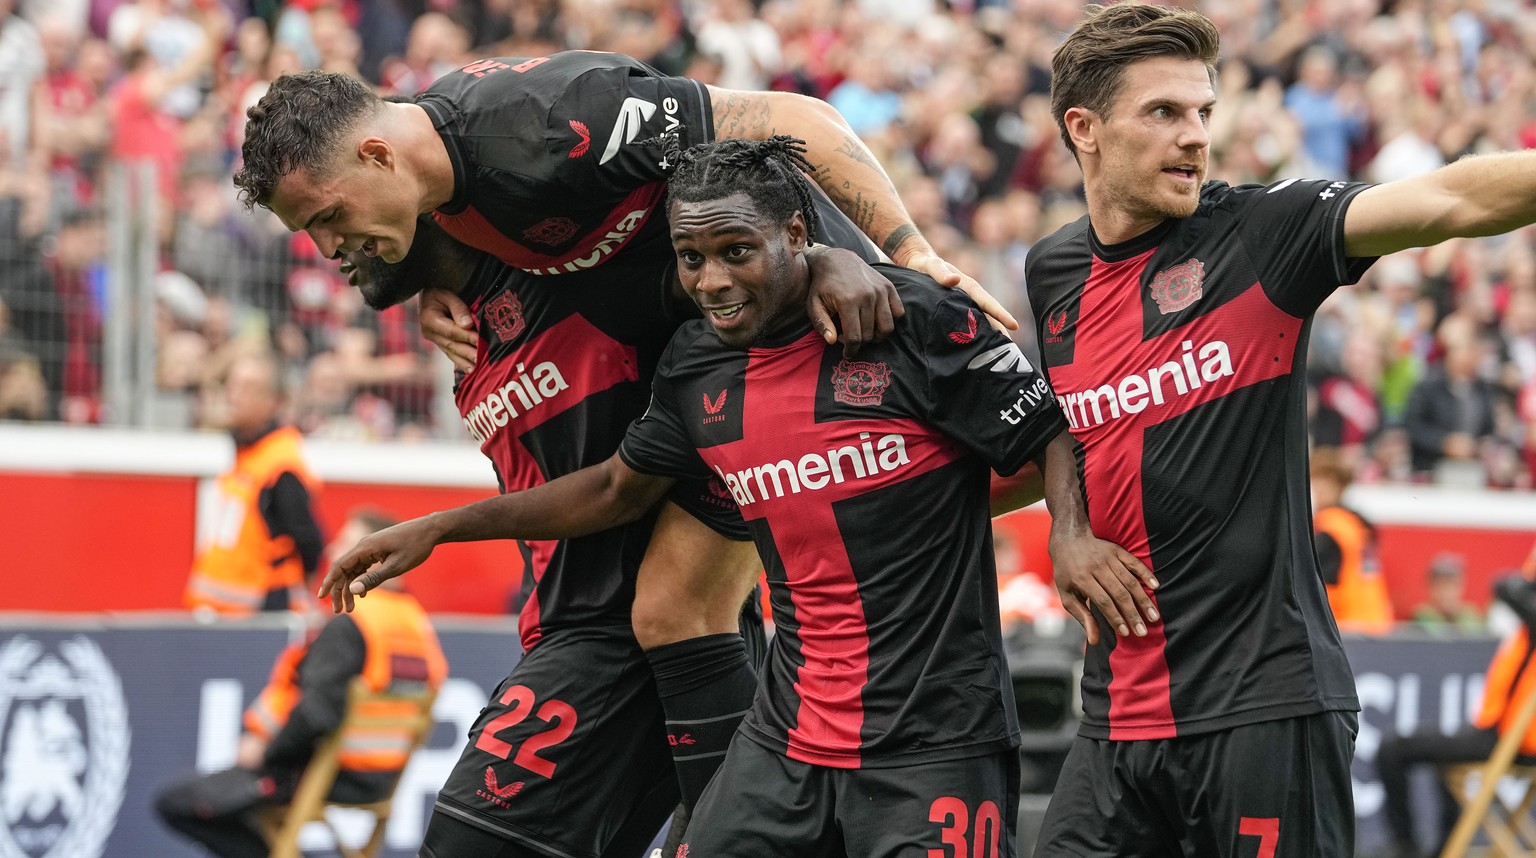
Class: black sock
645,633,757,809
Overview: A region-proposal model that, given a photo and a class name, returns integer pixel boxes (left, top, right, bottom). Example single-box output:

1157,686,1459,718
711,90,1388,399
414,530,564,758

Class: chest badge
832,360,891,407
484,292,526,341
1150,258,1205,315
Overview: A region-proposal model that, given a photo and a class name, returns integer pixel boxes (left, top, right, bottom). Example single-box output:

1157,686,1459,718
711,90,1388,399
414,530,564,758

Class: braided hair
665,136,822,241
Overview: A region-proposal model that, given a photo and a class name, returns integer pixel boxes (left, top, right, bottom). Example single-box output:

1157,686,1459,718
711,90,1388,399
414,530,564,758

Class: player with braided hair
667,136,824,242
326,137,1151,856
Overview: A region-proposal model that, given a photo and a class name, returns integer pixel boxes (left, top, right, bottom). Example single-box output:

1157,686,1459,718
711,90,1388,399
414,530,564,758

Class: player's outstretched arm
707,87,1018,333
1038,430,1160,645
1344,151,1536,259
319,454,675,612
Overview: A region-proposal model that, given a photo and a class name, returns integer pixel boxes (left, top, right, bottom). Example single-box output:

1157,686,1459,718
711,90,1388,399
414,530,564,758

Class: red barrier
0,425,1530,618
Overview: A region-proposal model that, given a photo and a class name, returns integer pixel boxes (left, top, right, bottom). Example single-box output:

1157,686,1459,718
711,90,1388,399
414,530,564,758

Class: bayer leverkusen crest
1150,257,1205,315
832,360,891,407
484,292,526,342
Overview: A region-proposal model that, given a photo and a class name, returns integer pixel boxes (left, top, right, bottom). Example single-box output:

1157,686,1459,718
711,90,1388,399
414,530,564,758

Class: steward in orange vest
1475,545,1536,755
1311,448,1395,634
186,355,324,615
1375,541,1536,857
159,510,448,858
244,588,448,782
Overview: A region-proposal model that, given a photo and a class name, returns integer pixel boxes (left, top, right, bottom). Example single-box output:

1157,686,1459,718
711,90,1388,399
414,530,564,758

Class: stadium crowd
0,0,1532,490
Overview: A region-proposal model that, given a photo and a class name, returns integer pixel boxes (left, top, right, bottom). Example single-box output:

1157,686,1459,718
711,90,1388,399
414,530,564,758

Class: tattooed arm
706,86,1018,330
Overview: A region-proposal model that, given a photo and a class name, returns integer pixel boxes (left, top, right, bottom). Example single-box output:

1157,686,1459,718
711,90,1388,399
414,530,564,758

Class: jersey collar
416,95,471,216
1088,217,1176,264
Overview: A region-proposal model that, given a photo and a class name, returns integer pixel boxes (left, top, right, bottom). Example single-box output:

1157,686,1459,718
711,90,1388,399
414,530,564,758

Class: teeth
714,305,743,319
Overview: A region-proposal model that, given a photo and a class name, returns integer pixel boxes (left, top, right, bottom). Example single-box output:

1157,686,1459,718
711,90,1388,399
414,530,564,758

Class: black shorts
1033,710,1358,858
428,626,677,858
667,476,751,541
680,735,1019,857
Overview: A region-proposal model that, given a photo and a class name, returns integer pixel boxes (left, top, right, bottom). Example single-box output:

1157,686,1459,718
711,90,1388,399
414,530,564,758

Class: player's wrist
883,225,929,267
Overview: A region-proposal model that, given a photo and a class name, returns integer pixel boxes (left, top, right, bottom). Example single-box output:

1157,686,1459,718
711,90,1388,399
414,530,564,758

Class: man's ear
1063,106,1099,156
358,137,394,169
787,210,809,252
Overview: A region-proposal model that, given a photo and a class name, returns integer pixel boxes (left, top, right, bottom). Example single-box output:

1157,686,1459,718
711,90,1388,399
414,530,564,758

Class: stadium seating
261,679,438,858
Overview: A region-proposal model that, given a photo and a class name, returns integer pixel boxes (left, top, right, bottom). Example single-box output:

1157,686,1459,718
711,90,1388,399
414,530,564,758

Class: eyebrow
300,206,335,231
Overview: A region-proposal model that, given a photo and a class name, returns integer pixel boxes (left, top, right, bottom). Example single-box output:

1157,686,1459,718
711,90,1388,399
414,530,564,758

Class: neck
1085,174,1169,246
393,102,455,212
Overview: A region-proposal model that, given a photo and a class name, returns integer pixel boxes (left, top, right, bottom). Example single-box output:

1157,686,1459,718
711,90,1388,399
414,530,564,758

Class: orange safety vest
186,426,320,615
1474,627,1536,755
1315,505,1395,635
244,589,448,772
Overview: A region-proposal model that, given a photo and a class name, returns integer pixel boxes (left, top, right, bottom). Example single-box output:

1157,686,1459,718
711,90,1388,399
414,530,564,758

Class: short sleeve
548,61,713,189
914,289,1068,476
1234,178,1377,317
619,345,714,481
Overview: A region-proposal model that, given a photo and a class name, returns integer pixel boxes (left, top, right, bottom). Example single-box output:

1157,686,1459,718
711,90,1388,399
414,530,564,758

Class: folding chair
263,679,438,858
1440,679,1536,858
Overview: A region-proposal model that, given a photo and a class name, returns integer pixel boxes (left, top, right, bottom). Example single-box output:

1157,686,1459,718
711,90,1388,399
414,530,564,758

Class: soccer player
234,52,1014,350
323,137,1151,856
233,53,1017,826
1026,5,1536,856
336,217,760,857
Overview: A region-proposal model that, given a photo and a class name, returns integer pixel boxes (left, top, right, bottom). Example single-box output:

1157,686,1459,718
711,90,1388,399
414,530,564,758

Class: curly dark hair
1050,4,1221,157
233,70,381,210
665,136,822,241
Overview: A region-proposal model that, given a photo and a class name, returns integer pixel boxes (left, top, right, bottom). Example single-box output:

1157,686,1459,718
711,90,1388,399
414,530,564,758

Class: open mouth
708,304,745,321
362,238,379,257
1163,167,1199,181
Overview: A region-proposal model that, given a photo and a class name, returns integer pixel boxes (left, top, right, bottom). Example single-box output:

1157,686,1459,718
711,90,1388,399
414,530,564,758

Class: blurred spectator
378,11,467,96
0,0,1529,470
1311,329,1384,472
109,0,227,204
36,13,112,218
0,297,45,420
1411,552,1484,635
157,505,447,858
0,0,45,173
185,352,324,617
1283,46,1366,177
826,37,901,137
39,207,106,423
1311,447,1393,635
106,0,211,119
694,0,781,92
1377,546,1536,858
1403,314,1504,484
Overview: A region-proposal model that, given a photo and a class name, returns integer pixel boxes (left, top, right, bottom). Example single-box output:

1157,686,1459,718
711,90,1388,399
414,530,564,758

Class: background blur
0,0,1533,855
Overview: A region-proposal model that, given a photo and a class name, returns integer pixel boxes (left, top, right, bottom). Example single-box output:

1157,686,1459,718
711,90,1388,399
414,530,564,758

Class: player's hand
901,251,1018,332
805,246,903,357
420,287,478,372
235,733,267,769
1047,531,1159,646
318,518,443,613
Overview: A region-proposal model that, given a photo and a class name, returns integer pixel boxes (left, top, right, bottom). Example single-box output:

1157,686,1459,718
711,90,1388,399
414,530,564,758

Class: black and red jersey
621,267,1067,768
453,253,709,652
1025,178,1374,741
417,52,713,276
